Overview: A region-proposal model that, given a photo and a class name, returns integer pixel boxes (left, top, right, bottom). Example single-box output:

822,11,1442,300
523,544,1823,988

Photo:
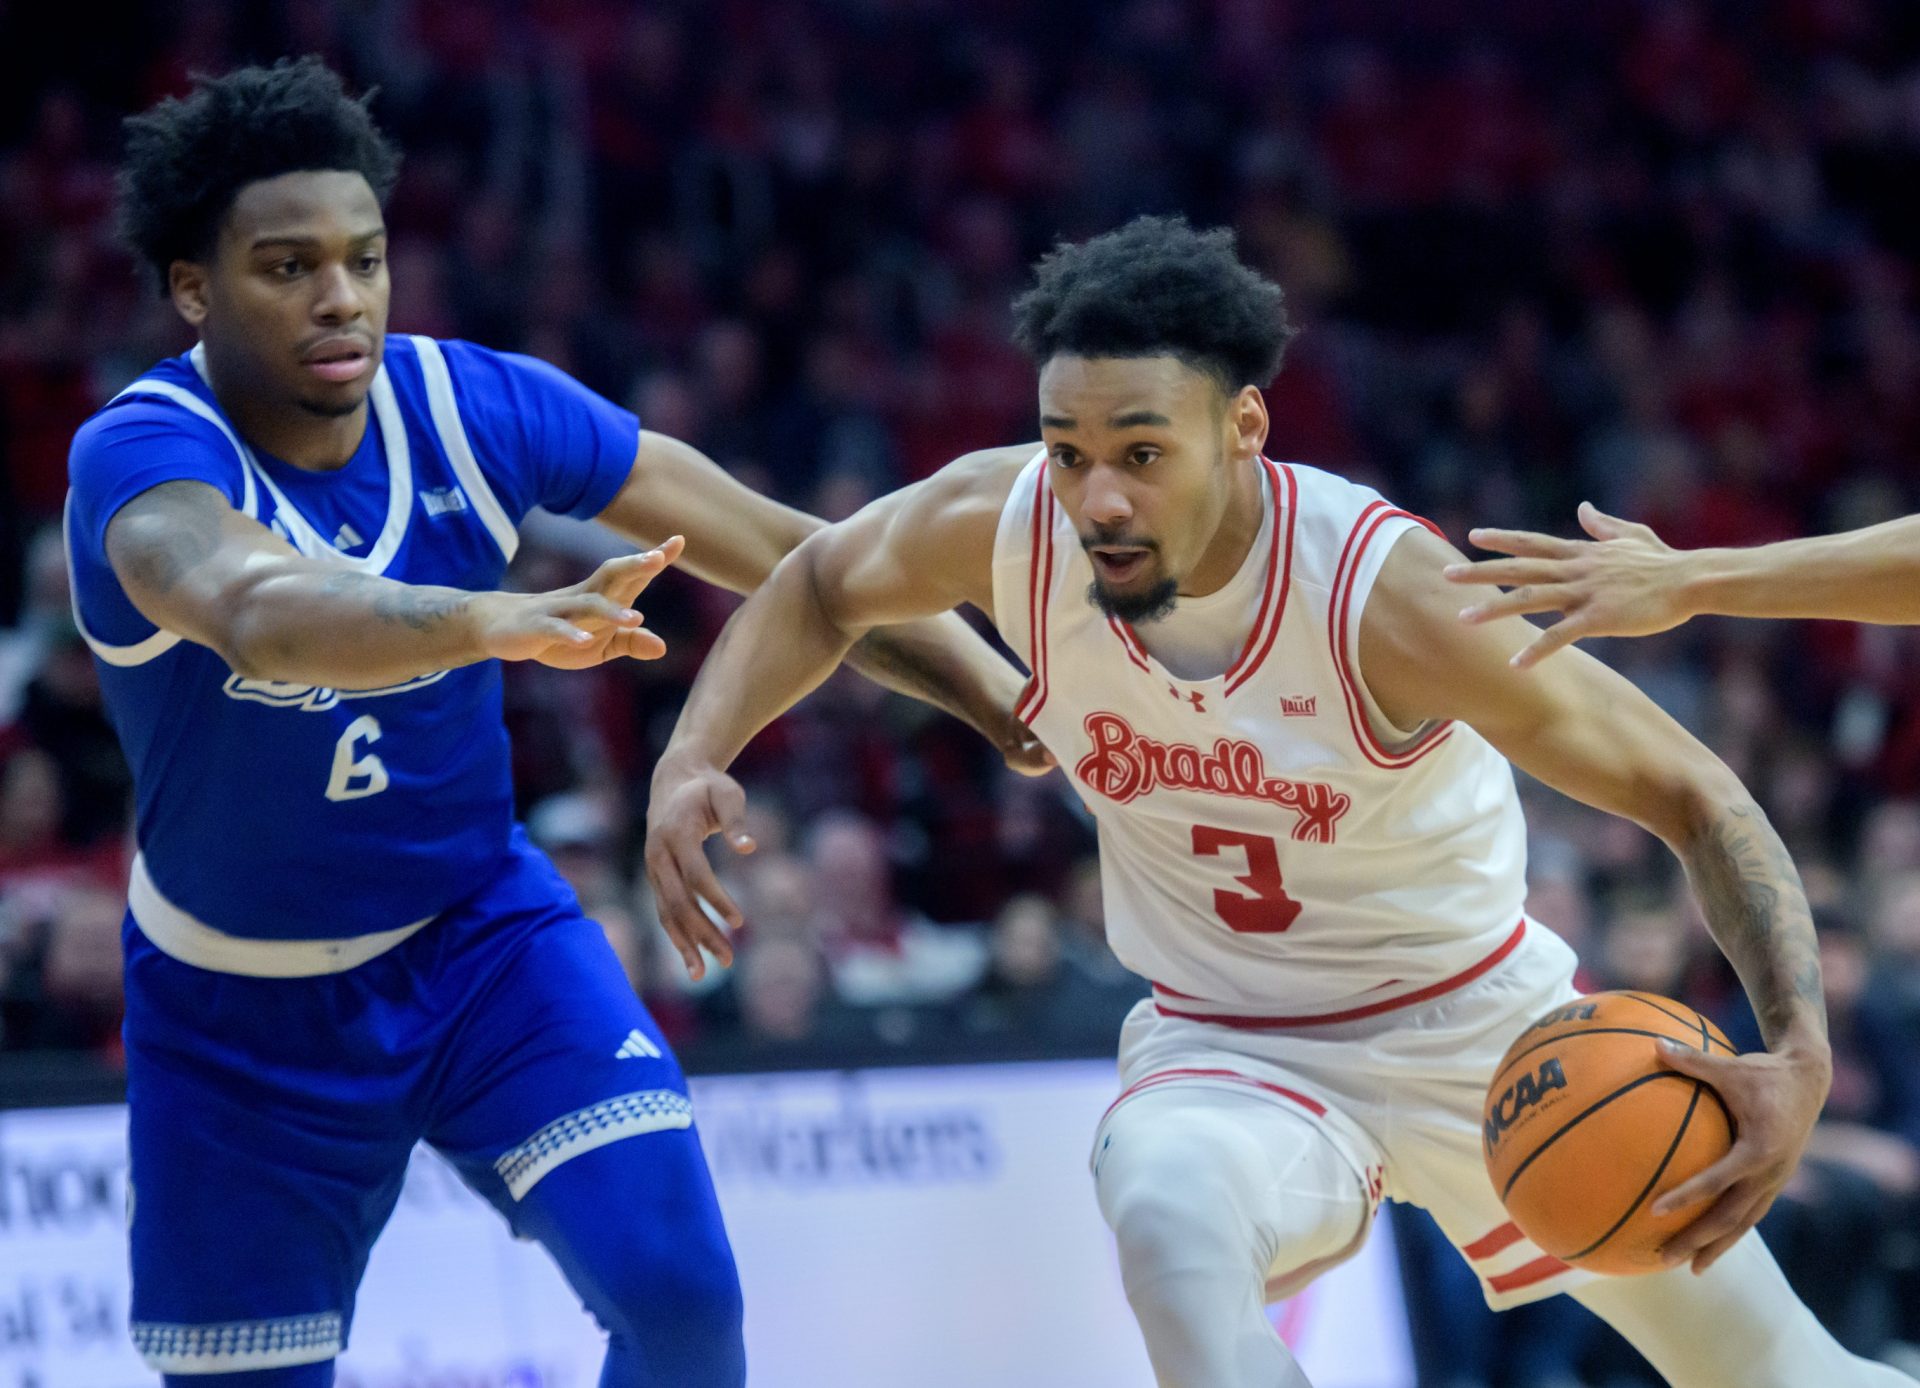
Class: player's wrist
464,591,518,661
1770,1018,1832,1074
651,741,725,791
1671,547,1736,620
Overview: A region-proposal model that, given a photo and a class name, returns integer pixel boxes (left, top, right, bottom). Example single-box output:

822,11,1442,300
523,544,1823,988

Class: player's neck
1179,457,1265,600
206,360,368,473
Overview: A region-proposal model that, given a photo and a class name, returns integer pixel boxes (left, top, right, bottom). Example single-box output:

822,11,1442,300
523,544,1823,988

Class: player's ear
1227,384,1267,463
169,260,210,328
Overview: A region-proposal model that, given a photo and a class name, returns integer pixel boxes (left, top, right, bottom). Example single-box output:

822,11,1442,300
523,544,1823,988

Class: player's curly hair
117,56,401,295
1011,215,1296,392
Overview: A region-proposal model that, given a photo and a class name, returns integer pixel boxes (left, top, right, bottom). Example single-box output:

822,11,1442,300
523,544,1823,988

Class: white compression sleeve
1093,1086,1371,1388
1573,1232,1916,1388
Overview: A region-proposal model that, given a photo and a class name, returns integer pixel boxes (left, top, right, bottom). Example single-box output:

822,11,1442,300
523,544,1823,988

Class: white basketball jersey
990,454,1531,1025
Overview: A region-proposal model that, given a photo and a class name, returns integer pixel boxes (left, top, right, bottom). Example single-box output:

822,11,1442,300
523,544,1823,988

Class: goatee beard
1087,577,1178,624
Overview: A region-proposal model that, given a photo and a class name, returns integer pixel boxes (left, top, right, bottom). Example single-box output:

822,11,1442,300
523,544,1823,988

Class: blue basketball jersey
64,335,639,942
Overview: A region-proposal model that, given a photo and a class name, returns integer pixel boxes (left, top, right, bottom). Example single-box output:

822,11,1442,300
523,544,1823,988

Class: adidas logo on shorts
614,1029,662,1060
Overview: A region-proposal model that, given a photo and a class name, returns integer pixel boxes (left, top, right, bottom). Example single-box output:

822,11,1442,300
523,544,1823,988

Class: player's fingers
1661,1179,1763,1267
1654,1037,1737,1084
643,857,709,980
671,839,744,937
583,544,673,603
551,594,640,628
1577,501,1655,544
1458,584,1578,625
537,617,594,647
1689,1188,1774,1273
645,840,730,979
604,536,686,605
1652,1133,1757,1217
1442,558,1569,589
614,627,668,662
1464,527,1577,559
708,777,757,853
1507,614,1591,669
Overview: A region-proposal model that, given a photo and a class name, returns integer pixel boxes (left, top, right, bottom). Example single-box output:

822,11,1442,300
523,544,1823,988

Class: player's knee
1101,1136,1254,1280
587,1235,744,1345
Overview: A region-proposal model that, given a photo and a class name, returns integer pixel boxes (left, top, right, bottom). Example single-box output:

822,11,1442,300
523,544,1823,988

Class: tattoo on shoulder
115,482,225,596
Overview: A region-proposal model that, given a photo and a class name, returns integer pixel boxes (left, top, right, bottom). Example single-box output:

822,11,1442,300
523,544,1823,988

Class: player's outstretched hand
477,537,685,669
1443,504,1694,668
1649,1037,1830,1274
644,755,753,981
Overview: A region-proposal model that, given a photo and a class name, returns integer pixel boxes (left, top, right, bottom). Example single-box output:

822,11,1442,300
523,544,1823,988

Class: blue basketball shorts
120,831,743,1384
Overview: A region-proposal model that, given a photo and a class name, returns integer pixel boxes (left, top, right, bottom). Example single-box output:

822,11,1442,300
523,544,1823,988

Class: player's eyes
1129,448,1160,467
268,259,304,279
355,255,383,274
1051,448,1081,469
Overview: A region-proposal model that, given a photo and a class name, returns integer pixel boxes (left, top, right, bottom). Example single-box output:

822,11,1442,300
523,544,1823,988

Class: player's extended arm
643,446,1023,979
1445,501,1920,666
106,479,679,688
1364,526,1833,1274
595,431,1043,769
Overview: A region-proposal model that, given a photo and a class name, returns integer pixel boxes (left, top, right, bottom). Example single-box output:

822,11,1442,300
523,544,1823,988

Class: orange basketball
1481,991,1736,1276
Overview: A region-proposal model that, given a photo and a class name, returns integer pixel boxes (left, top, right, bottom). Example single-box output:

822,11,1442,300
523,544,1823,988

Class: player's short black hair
117,56,401,295
1011,215,1295,393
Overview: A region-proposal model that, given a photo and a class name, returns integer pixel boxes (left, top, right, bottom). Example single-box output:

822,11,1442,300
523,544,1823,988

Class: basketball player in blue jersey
69,58,1037,1387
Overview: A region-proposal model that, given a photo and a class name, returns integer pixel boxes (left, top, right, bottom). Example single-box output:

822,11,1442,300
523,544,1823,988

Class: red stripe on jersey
1487,1255,1574,1295
1099,1066,1329,1130
1225,459,1299,695
1329,504,1454,770
1107,615,1151,670
1462,1221,1526,1261
1151,920,1527,1029
1012,473,1048,722
1019,487,1060,726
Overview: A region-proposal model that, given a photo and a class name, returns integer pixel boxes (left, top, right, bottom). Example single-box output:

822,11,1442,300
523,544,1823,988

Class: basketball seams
1564,1079,1704,1263
1497,1068,1692,1203
1621,991,1734,1052
1486,1025,1717,1094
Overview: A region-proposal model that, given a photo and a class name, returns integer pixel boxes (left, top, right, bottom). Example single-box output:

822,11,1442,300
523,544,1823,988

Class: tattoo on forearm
318,570,471,632
1681,801,1826,1047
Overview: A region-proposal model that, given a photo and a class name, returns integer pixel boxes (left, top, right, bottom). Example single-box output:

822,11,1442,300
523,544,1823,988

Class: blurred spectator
806,811,987,1009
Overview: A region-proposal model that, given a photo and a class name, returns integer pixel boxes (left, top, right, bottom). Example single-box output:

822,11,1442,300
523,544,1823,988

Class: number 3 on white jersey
326,714,390,801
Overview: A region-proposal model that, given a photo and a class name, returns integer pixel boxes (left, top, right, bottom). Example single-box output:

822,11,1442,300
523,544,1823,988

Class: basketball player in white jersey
643,217,1913,1387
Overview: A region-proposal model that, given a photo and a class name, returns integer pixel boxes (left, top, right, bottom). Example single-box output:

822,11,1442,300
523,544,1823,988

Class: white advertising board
0,1061,1414,1387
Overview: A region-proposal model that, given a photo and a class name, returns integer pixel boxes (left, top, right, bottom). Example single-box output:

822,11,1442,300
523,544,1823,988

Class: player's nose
310,262,368,324
1079,466,1134,527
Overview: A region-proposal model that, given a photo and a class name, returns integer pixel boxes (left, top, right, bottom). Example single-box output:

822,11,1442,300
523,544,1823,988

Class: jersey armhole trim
63,495,182,666
72,374,268,668
1224,458,1299,695
1013,473,1059,726
409,336,519,563
1330,502,1454,769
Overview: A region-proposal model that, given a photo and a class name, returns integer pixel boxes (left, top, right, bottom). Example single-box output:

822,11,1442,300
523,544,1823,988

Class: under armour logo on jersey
1280,695,1317,718
614,1029,662,1060
1166,684,1207,713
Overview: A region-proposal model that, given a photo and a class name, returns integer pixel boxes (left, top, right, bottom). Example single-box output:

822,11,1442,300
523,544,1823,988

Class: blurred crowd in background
2,0,1920,1382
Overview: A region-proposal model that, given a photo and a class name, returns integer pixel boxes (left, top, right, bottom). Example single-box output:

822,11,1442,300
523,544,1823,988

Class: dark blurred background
1,2,1918,1383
